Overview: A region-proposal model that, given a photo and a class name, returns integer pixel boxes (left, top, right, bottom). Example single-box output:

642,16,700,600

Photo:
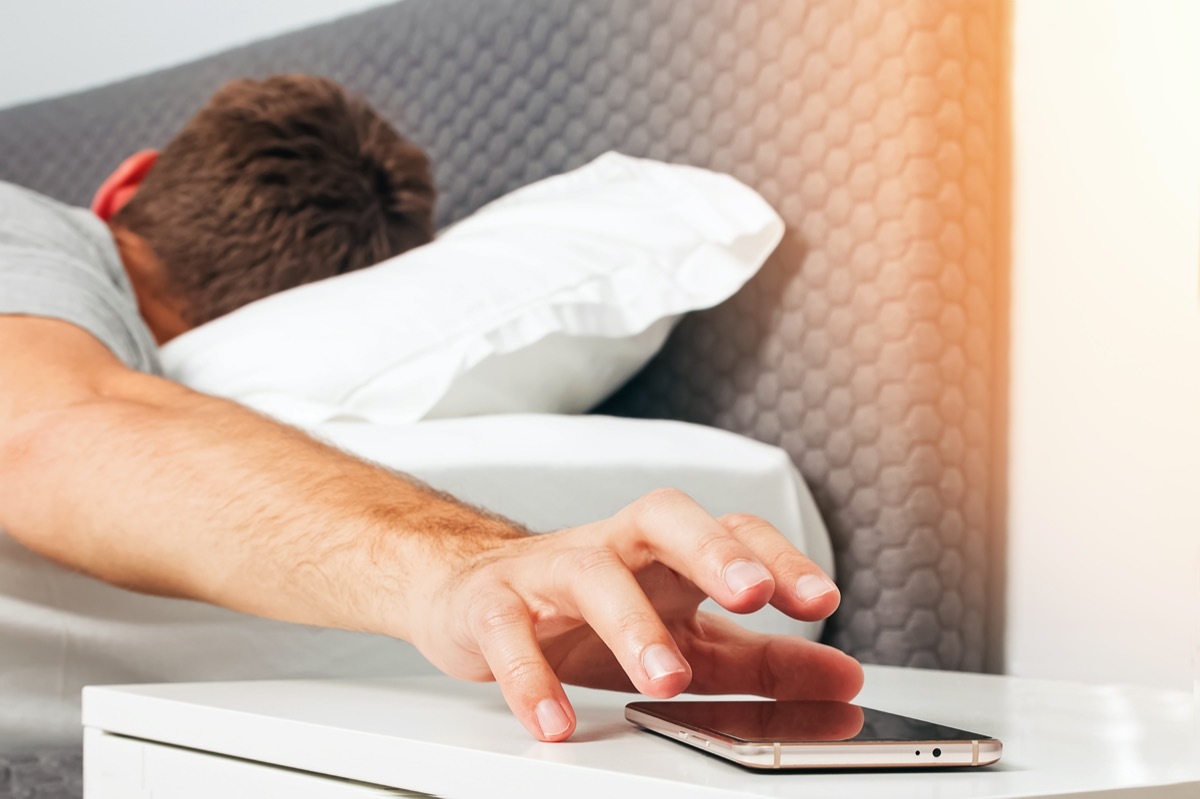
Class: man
0,74,862,743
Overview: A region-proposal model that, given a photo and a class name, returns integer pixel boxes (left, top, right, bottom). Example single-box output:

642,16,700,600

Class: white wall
0,0,395,109
1007,0,1200,690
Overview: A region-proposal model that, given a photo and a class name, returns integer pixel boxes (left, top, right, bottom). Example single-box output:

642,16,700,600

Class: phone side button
773,742,781,768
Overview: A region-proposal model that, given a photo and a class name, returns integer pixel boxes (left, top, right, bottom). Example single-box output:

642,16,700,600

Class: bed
0,0,1004,794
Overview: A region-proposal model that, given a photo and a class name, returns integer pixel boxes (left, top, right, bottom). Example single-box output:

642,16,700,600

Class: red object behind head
91,150,159,221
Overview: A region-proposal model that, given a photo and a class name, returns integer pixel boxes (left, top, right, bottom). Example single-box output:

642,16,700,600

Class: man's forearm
0,375,524,640
0,318,863,743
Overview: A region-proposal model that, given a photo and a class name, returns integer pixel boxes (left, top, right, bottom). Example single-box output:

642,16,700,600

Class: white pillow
160,152,784,425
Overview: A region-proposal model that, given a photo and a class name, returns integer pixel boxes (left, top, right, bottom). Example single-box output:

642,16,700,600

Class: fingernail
795,574,838,603
642,643,687,681
723,559,771,595
535,698,570,737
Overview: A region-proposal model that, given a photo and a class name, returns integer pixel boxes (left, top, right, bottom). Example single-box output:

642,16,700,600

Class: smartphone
625,699,1002,770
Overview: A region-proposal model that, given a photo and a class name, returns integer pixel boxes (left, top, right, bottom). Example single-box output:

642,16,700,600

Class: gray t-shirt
0,181,160,374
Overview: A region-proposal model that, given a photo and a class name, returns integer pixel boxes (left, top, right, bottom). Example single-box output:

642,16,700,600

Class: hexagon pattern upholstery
0,0,1000,721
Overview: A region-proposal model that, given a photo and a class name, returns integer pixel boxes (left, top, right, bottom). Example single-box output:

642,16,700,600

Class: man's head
94,74,435,343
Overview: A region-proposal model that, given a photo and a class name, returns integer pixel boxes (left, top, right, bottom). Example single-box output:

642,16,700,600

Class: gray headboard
0,0,1003,672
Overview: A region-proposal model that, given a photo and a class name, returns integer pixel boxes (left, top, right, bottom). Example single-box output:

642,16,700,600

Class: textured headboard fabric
0,0,1002,673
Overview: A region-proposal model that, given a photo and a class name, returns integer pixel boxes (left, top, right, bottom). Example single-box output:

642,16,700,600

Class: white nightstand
83,665,1198,798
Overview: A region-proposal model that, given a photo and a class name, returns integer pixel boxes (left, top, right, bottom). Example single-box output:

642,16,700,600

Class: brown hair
113,74,435,325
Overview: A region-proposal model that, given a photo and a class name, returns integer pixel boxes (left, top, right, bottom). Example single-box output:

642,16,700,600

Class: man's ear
91,150,158,221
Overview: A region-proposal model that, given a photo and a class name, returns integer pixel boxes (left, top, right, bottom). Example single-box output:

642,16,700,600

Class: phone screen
626,700,988,744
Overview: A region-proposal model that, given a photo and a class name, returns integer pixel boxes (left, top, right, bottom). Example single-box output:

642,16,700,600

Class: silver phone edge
624,706,1003,769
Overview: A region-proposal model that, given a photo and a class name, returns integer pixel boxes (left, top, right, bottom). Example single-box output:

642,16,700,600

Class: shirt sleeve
0,183,160,374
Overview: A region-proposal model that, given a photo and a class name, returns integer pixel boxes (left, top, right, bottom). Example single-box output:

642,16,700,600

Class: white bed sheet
0,415,832,746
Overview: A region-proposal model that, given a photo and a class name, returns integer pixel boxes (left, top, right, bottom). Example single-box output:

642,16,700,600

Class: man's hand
1,317,863,743
407,489,864,741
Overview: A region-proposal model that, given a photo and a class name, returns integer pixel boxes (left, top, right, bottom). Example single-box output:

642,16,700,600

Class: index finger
608,489,777,614
718,513,841,622
607,490,836,620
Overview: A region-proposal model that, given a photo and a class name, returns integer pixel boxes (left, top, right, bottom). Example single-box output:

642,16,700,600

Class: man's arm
0,316,513,632
0,316,862,741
